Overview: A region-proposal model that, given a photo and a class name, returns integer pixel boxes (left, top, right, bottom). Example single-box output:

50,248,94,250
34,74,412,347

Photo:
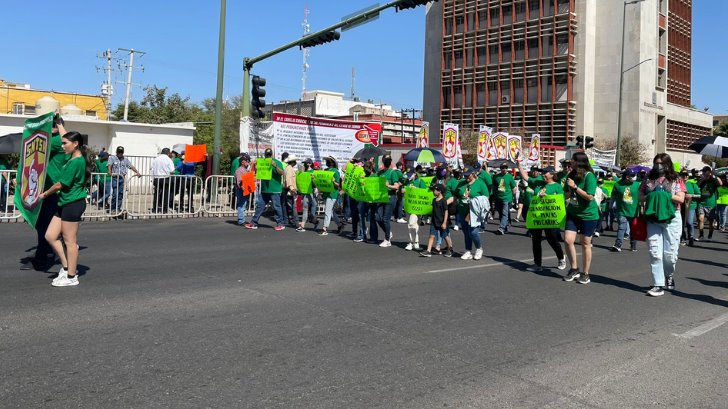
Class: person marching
282,155,299,228
234,153,254,226
404,170,428,251
38,132,92,287
696,166,723,242
455,166,487,260
639,153,686,297
297,159,318,232
562,152,599,284
320,156,344,236
419,184,454,257
610,169,641,252
375,155,401,247
517,161,567,272
493,163,516,235
246,148,286,230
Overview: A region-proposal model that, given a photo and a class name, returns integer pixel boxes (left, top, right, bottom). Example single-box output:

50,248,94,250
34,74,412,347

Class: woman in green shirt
563,152,599,285
39,132,92,287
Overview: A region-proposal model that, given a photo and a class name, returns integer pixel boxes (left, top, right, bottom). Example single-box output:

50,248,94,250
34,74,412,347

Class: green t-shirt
377,168,399,195
46,134,69,188
686,180,700,210
468,178,489,198
477,171,492,197
455,182,470,216
412,178,428,189
699,179,719,208
566,172,599,220
525,175,544,205
541,182,564,196
322,168,341,200
57,156,87,206
94,159,109,183
493,173,516,202
599,186,609,212
230,157,240,176
612,179,640,217
260,159,284,194
446,176,462,200
173,157,182,175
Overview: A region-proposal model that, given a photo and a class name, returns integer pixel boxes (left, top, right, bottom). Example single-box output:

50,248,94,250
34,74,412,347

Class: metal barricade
203,175,256,216
126,174,204,218
0,170,20,221
84,172,125,219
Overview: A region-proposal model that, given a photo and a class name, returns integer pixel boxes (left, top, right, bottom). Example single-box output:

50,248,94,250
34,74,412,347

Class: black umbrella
353,145,388,160
0,132,22,155
486,159,517,169
688,135,728,158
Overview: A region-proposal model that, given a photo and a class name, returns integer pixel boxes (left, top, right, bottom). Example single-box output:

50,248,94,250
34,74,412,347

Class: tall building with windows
423,0,712,161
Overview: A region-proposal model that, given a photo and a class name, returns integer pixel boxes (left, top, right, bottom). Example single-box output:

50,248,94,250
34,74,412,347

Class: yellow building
0,79,109,120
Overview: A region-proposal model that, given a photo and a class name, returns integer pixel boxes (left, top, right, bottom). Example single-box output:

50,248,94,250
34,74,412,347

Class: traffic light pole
213,0,226,175
241,0,425,118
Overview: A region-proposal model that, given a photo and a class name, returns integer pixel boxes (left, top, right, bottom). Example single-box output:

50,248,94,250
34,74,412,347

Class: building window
527,78,538,103
502,42,512,62
502,5,512,25
557,0,570,14
467,13,475,32
444,51,451,70
500,80,511,104
24,105,36,115
445,19,453,36
556,33,569,55
455,50,463,68
456,15,464,33
542,36,553,57
516,1,527,21
489,44,499,64
514,79,524,103
528,0,540,19
454,86,462,108
443,87,451,108
555,75,568,101
477,46,487,65
86,110,97,117
466,48,474,67
543,0,554,17
478,10,487,28
515,40,525,60
476,83,486,106
488,82,498,105
490,8,500,26
465,83,473,107
528,38,539,59
12,103,24,114
541,76,553,102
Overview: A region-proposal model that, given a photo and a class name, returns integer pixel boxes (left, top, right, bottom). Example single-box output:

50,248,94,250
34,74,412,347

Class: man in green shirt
320,156,343,236
683,170,701,246
492,163,516,234
91,151,110,209
610,169,641,251
697,166,723,241
246,148,286,231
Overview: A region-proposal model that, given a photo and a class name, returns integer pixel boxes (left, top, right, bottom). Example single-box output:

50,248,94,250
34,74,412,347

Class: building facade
423,0,712,163
0,79,109,120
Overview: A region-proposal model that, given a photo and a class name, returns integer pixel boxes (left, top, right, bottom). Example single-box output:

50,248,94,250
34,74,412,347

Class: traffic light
584,136,594,149
576,135,584,148
251,75,266,119
300,30,341,49
396,0,438,12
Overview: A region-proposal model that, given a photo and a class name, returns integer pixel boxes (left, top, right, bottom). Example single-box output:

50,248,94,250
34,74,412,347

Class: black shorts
56,199,86,222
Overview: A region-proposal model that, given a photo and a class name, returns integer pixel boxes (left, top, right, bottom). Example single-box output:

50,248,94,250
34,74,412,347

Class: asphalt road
1,216,727,408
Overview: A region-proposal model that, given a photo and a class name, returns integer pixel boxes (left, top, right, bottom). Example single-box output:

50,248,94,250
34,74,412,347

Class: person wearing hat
234,153,254,226
282,154,300,227
456,165,489,260
246,148,286,230
696,165,723,242
91,150,111,209
610,169,641,252
107,146,141,214
150,147,176,213
517,162,566,272
492,162,517,235
320,156,344,236
374,154,401,247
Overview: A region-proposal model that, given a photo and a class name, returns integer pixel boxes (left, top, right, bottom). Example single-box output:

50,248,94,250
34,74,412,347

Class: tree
594,136,650,167
714,119,728,137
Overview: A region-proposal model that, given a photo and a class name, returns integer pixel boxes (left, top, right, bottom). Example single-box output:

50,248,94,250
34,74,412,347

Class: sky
2,0,727,115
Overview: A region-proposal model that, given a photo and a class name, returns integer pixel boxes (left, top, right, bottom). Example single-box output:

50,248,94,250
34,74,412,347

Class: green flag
14,112,54,228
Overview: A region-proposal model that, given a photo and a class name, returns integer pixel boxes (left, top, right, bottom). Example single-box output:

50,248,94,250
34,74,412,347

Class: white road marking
674,312,728,339
427,255,561,273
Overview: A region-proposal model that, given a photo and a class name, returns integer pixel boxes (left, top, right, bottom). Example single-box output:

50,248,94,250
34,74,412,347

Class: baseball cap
702,166,713,173
432,183,445,193
116,146,125,153
462,166,475,177
240,153,251,162
264,148,273,157
623,169,636,177
530,165,541,172
541,165,556,174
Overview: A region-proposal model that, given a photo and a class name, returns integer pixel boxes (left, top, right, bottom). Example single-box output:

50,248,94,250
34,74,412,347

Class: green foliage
701,155,728,168
714,120,728,137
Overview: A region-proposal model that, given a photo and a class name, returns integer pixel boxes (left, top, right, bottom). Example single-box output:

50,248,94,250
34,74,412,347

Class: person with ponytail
562,151,599,284
38,131,91,287
639,153,686,297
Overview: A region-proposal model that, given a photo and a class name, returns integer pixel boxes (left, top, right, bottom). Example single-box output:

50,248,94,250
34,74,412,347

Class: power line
117,48,146,121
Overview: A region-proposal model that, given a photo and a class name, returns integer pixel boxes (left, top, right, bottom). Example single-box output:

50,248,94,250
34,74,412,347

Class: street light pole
615,0,645,167
213,0,226,175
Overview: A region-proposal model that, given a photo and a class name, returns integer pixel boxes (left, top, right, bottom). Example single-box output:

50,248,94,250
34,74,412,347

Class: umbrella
688,135,728,158
171,143,187,154
353,145,388,160
627,165,651,173
403,147,446,163
715,167,728,176
487,159,517,169
0,132,22,155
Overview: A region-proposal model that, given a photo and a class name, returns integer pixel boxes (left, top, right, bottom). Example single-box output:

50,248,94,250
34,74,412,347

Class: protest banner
442,123,458,160
255,158,273,180
717,187,728,205
361,177,389,203
272,113,382,169
526,194,566,229
419,176,434,187
313,170,335,192
296,172,313,194
14,112,53,228
417,121,429,148
349,178,367,202
342,166,364,195
404,186,434,215
602,180,616,197
477,126,492,163
508,135,522,162
526,134,541,166
184,144,207,163
591,148,616,168
493,132,509,160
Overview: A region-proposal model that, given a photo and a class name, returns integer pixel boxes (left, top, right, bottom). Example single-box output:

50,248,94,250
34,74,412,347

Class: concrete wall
422,1,443,143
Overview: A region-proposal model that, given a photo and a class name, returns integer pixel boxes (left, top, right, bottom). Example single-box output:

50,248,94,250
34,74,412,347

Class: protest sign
419,176,434,187
255,158,272,180
404,186,434,215
296,172,313,194
184,144,206,163
526,194,566,229
313,170,335,192
361,177,389,203
602,180,616,197
342,166,364,195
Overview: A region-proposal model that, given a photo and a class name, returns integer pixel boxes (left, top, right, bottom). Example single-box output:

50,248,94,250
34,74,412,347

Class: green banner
419,176,434,187
313,170,335,193
14,112,54,228
526,194,566,230
342,166,364,195
602,180,615,197
255,158,272,180
296,172,313,194
361,176,389,203
349,179,367,202
717,186,728,205
404,186,434,215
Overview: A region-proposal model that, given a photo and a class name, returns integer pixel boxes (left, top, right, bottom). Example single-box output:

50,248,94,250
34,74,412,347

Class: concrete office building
423,0,712,163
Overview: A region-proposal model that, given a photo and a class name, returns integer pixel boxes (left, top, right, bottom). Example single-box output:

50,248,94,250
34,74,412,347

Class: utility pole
212,0,227,175
96,49,117,119
118,48,146,121
302,7,310,99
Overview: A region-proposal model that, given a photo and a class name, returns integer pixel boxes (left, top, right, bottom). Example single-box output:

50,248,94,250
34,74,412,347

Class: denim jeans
109,175,125,212
375,194,397,240
301,193,317,225
615,216,635,248
497,200,511,231
323,197,341,229
349,196,360,237
284,191,299,225
235,186,250,224
251,192,284,226
685,206,696,239
363,202,378,241
457,213,481,251
647,212,682,287
718,204,728,229
355,200,368,240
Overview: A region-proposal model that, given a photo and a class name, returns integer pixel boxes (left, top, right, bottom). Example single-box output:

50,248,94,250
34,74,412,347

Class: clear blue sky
2,1,726,115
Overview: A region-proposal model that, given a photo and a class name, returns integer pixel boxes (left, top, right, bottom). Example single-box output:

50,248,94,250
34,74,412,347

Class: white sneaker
474,248,483,260
388,232,393,241
460,251,473,260
453,225,459,231
413,244,421,251
52,275,79,287
396,218,407,224
405,243,414,251
594,231,600,237
557,257,567,270
52,267,68,285
379,240,391,248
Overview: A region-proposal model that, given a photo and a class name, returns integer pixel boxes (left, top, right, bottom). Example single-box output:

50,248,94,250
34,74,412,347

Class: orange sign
184,144,207,163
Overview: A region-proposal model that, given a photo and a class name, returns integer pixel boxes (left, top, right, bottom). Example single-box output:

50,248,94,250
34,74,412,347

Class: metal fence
1,170,20,220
